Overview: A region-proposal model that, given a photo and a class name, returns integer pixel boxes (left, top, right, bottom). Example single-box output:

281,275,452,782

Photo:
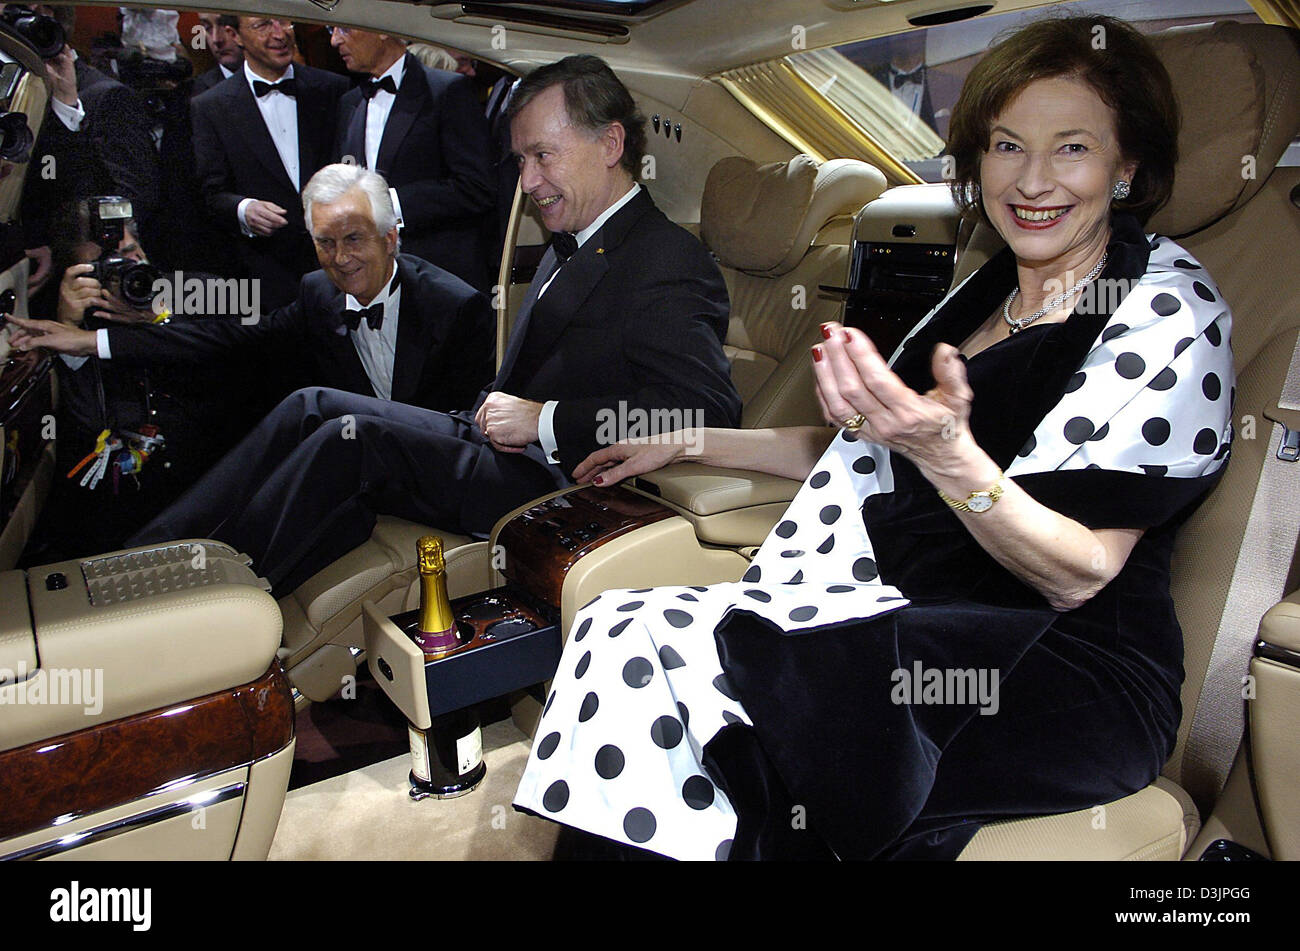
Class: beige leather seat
702,154,887,429
278,154,886,702
955,20,1300,859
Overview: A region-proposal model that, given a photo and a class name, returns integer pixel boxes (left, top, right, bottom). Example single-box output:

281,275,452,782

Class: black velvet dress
706,215,1229,860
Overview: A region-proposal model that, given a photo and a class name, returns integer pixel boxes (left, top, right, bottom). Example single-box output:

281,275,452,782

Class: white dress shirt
536,183,641,464
236,62,300,235
889,64,926,119
50,50,84,131
364,56,404,171
362,56,406,227
343,262,402,401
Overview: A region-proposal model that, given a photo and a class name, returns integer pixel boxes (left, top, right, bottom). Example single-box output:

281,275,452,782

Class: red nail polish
812,346,823,363
820,324,833,340
593,475,604,485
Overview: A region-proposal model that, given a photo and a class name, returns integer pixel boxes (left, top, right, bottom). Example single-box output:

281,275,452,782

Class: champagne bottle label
408,725,432,783
457,727,483,776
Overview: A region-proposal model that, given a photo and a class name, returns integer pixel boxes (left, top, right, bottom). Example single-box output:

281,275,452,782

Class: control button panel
80,543,267,606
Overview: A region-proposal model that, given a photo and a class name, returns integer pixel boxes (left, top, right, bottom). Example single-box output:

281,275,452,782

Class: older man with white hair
7,164,495,414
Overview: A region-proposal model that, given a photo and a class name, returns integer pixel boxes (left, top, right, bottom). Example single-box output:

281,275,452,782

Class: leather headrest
701,155,887,276
1147,21,1300,237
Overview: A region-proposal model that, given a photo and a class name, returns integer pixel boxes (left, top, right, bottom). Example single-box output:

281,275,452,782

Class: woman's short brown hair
946,15,1179,225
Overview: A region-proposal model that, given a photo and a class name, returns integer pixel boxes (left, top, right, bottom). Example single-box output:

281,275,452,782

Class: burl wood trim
497,485,674,608
0,663,294,842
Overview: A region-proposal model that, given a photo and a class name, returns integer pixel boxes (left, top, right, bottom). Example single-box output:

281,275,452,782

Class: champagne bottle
413,535,459,657
407,535,486,799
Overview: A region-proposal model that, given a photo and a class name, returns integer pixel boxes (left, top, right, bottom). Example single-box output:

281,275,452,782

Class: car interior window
778,0,1265,182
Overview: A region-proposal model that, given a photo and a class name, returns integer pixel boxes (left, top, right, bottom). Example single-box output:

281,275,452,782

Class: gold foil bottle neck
417,535,446,575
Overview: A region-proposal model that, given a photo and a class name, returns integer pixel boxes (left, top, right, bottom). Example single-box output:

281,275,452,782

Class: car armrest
631,463,801,547
2,547,283,754
1258,591,1300,654
1251,591,1300,860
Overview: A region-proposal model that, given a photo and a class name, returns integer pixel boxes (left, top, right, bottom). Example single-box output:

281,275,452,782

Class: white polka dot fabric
513,235,1235,859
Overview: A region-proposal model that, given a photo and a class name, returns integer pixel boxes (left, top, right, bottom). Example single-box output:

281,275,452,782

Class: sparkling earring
1112,180,1132,201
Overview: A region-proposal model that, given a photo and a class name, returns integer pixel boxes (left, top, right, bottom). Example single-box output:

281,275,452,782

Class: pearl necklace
1003,251,1108,334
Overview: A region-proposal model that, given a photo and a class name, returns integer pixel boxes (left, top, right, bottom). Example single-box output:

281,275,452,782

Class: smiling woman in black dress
513,15,1234,860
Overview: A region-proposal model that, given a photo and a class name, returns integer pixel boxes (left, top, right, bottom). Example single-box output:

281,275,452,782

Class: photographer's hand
45,46,78,107
96,287,158,324
56,264,111,326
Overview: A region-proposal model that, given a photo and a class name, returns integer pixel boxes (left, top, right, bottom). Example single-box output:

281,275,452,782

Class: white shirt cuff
236,197,256,237
389,188,404,229
539,400,560,464
97,328,112,360
51,97,85,132
60,354,88,371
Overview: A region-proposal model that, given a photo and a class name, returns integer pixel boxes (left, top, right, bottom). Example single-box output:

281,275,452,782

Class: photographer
11,4,161,304
13,197,245,564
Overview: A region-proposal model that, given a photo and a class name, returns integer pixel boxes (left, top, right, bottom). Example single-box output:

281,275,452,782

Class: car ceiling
92,0,1073,81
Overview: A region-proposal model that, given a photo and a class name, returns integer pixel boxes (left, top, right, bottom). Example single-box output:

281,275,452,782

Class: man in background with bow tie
85,54,739,599
865,31,937,133
6,165,493,416
332,26,494,291
191,15,348,309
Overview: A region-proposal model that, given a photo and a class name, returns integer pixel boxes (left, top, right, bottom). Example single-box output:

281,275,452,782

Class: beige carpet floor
269,719,560,860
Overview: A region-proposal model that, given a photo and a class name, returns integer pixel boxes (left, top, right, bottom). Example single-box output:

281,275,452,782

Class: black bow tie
343,303,384,332
891,65,924,87
360,76,398,99
551,232,578,263
253,78,296,98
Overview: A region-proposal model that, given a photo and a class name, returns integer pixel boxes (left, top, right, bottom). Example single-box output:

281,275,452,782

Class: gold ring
841,413,866,432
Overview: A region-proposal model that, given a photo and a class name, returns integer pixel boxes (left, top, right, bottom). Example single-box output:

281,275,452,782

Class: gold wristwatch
937,469,1004,514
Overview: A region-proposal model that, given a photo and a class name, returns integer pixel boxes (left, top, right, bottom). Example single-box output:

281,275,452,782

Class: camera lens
2,10,66,60
0,112,33,163
119,263,163,308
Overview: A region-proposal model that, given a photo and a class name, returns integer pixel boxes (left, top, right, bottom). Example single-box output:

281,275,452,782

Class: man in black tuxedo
191,15,348,309
865,31,937,133
21,38,161,302
108,55,741,598
191,13,242,96
332,27,494,291
7,165,494,415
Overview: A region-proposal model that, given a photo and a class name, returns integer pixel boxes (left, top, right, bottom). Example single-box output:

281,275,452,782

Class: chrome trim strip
2,782,246,861
36,760,255,831
1255,638,1300,671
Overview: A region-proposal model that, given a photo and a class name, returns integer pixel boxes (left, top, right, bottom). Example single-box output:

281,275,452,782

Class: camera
0,110,32,162
84,197,162,311
88,255,162,309
0,5,65,59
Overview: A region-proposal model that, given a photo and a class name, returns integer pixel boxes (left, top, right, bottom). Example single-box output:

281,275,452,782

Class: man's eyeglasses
246,18,294,35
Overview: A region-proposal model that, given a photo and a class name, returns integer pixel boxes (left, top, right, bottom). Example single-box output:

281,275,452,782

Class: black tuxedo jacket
189,65,229,98
868,63,937,131
22,60,161,249
191,65,348,308
104,253,494,413
487,187,741,472
336,55,494,290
